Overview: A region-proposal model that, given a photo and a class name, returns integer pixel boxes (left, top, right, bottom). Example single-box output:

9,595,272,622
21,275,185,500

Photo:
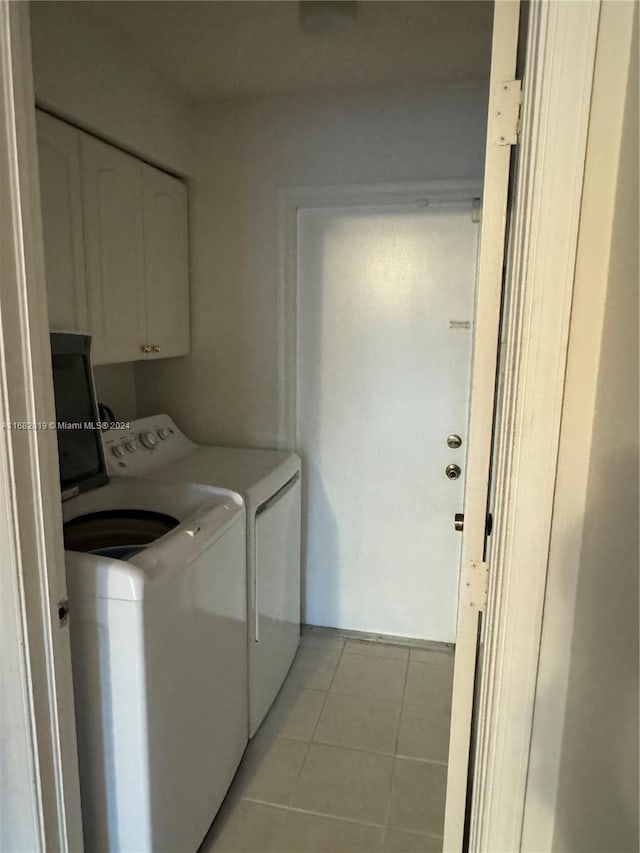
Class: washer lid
63,476,245,601
65,498,244,601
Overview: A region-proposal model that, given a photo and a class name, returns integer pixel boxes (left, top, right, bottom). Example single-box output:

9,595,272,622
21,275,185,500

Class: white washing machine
51,335,248,852
103,415,302,737
64,478,247,853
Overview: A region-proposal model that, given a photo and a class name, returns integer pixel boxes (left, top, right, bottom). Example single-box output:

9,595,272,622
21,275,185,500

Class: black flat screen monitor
50,333,108,496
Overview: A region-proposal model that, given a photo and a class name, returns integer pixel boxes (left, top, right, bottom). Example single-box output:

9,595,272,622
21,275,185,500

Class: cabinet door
142,164,190,359
80,134,147,364
36,111,88,333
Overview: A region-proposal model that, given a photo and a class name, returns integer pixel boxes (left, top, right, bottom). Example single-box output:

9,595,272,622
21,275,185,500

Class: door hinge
464,559,489,612
471,198,482,224
492,79,523,146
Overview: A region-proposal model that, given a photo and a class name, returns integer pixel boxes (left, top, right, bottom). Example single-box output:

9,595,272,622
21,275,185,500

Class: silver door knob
447,434,462,449
446,464,462,480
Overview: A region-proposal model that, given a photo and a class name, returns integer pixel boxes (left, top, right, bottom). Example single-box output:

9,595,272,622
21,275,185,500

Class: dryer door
250,473,301,735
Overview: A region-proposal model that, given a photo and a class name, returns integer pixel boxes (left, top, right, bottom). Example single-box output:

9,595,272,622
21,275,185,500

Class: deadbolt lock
446,463,462,480
447,434,462,449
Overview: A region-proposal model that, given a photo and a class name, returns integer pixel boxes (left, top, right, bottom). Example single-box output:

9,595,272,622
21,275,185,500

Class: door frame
276,178,483,451
0,3,83,850
467,1,600,850
2,0,603,850
291,190,483,643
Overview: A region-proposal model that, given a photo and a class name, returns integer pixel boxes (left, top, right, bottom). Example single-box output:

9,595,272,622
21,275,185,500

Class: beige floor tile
331,654,408,703
275,810,383,853
200,799,286,852
403,662,453,707
387,759,447,836
345,640,410,662
259,684,326,741
383,827,443,852
291,742,394,825
287,646,342,690
409,648,454,669
397,703,450,763
230,735,308,805
314,692,401,754
300,632,346,654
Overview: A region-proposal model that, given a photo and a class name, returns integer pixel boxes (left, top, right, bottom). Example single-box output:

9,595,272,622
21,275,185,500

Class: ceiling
41,1,494,102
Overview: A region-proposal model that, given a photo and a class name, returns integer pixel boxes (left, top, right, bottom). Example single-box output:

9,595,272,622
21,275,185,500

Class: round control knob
124,440,139,453
111,445,126,458
139,431,158,450
157,427,171,440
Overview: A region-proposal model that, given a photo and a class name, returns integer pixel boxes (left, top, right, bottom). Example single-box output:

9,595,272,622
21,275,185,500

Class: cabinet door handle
141,344,152,353
153,345,161,353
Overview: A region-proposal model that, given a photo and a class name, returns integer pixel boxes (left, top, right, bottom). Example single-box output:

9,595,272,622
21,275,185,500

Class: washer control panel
102,414,198,476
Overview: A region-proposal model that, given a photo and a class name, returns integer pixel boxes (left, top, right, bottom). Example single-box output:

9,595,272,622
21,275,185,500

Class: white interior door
297,201,479,642
443,2,521,850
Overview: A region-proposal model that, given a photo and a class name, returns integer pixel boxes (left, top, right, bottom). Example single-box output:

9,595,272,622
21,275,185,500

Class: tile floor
199,630,453,853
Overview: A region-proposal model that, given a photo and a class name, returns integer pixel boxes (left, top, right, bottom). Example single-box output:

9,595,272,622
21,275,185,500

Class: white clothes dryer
104,415,301,737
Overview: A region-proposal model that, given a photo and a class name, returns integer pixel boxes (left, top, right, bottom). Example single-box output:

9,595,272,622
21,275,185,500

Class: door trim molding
276,179,482,450
470,1,601,850
0,2,82,850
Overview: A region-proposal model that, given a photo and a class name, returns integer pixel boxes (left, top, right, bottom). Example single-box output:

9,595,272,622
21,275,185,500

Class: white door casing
0,2,83,850
471,1,601,850
296,201,480,641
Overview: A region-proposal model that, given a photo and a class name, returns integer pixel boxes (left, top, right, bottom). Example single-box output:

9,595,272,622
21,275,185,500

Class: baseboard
301,623,454,654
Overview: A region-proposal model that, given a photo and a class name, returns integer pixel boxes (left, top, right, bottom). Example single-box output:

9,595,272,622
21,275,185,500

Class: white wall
92,364,138,423
136,82,489,446
523,3,639,849
29,1,192,174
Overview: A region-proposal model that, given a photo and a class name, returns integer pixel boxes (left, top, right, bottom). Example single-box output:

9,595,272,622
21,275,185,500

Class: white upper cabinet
80,133,147,364
36,111,89,334
142,165,190,359
36,110,190,365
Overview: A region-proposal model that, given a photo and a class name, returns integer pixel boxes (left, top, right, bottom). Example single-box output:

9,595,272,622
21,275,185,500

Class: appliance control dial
157,427,171,440
139,431,159,450
111,445,126,458
124,440,139,453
